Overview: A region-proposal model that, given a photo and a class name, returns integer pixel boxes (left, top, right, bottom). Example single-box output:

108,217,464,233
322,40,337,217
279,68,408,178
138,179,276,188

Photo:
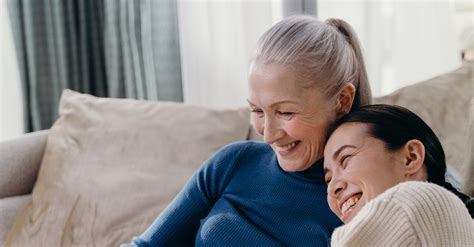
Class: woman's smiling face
323,122,408,223
248,63,339,172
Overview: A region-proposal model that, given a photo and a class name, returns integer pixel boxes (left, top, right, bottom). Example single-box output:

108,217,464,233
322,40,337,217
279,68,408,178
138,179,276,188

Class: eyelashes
340,154,352,168
249,109,295,119
278,111,295,119
249,108,264,119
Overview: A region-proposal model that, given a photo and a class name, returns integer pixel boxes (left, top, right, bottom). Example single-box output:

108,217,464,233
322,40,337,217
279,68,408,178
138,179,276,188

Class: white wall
318,0,464,96
179,0,469,107
1,0,470,140
0,1,24,141
178,0,282,109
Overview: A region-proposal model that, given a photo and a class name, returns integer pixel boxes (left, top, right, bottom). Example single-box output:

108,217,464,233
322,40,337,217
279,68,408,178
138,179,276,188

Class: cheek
346,157,396,199
291,120,329,144
327,196,340,216
347,162,376,185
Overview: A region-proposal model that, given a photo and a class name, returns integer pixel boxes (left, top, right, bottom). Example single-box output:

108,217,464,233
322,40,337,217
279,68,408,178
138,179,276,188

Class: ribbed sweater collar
285,159,326,184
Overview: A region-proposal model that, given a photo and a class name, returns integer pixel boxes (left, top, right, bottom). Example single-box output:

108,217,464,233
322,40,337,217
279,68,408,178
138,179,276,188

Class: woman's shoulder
203,141,274,174
375,181,472,227
195,141,276,196
375,181,462,210
354,182,458,216
221,140,271,150
215,140,273,159
332,182,474,246
380,181,461,205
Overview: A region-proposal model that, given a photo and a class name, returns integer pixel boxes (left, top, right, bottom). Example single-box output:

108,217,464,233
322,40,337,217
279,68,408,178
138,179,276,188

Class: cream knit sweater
331,181,474,246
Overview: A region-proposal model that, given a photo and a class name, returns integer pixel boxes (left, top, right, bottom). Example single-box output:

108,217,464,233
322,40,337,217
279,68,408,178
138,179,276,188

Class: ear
402,139,426,180
336,83,356,119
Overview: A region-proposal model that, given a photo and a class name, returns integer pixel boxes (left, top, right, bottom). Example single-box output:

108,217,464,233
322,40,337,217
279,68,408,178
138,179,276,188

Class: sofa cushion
374,62,473,195
0,195,31,246
5,90,250,246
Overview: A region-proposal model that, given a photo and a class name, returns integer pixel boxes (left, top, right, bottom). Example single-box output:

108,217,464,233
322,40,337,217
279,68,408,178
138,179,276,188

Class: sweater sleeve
330,181,474,247
330,188,418,247
121,142,249,247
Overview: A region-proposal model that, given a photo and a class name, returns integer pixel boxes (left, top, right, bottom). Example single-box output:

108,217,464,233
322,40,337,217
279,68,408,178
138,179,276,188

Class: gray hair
252,15,372,110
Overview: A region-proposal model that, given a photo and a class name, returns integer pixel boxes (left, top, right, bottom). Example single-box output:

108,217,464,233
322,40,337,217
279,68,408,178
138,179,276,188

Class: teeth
341,195,360,215
278,141,298,152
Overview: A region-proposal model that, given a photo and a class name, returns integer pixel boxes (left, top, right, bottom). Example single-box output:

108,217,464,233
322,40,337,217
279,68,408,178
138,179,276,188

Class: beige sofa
0,62,472,246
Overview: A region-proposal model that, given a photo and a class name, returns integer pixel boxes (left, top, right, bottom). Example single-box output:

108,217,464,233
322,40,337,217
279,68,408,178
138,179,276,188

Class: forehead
324,123,371,160
248,63,320,105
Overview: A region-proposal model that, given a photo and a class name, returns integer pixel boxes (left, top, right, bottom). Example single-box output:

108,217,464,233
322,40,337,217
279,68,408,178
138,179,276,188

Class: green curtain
7,0,183,132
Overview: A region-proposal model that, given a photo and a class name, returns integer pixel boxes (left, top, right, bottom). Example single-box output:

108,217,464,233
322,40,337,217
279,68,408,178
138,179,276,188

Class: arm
124,173,213,246
331,182,474,246
330,193,417,246
121,142,248,246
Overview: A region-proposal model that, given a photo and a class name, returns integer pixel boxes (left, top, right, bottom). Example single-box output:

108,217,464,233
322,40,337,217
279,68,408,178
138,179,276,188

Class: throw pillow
5,89,250,246
0,195,31,244
374,62,473,194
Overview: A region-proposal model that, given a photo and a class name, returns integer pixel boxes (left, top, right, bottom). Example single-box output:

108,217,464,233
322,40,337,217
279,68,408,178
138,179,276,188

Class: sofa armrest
0,130,48,198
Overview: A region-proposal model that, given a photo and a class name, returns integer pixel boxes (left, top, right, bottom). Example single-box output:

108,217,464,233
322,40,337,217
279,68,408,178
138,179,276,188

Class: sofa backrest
374,61,473,195
247,125,263,141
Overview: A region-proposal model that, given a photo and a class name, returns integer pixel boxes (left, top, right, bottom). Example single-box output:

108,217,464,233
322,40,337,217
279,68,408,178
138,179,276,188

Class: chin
342,213,355,224
341,200,366,224
278,163,299,172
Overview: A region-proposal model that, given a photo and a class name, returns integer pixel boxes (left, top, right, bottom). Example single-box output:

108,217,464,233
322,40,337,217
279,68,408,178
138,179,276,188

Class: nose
327,178,346,199
263,117,285,144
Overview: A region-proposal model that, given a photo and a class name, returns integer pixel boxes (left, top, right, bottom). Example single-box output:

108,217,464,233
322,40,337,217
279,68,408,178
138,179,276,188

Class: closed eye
340,155,352,168
324,170,332,184
277,111,295,119
250,108,264,117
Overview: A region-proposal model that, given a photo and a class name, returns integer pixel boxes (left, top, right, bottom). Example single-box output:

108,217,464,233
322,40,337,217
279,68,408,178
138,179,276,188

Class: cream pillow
5,90,250,246
374,62,473,194
374,63,471,174
463,99,474,196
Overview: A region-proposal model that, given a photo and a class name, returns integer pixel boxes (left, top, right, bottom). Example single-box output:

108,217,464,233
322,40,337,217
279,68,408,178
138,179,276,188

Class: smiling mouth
275,141,301,153
341,193,362,216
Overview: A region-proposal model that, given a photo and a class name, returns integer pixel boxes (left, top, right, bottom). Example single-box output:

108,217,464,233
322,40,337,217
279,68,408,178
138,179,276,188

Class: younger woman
323,104,474,246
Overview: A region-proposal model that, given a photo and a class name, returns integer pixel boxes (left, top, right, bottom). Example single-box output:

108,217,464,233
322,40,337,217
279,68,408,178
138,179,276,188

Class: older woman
323,104,474,246
123,15,371,246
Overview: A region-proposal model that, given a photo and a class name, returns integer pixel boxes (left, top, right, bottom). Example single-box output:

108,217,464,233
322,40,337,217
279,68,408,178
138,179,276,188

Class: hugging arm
121,143,245,246
331,182,474,246
330,192,414,246
122,174,213,246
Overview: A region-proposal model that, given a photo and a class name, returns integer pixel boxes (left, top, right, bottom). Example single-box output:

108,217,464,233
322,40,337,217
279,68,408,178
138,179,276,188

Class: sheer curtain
0,1,23,141
178,0,464,105
318,0,462,97
7,0,183,132
177,0,282,109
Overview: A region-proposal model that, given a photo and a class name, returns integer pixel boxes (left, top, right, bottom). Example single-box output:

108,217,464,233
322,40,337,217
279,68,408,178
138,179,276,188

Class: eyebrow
246,99,297,108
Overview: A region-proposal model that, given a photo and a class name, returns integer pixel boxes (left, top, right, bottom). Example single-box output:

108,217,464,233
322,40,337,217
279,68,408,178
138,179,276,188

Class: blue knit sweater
125,141,341,246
